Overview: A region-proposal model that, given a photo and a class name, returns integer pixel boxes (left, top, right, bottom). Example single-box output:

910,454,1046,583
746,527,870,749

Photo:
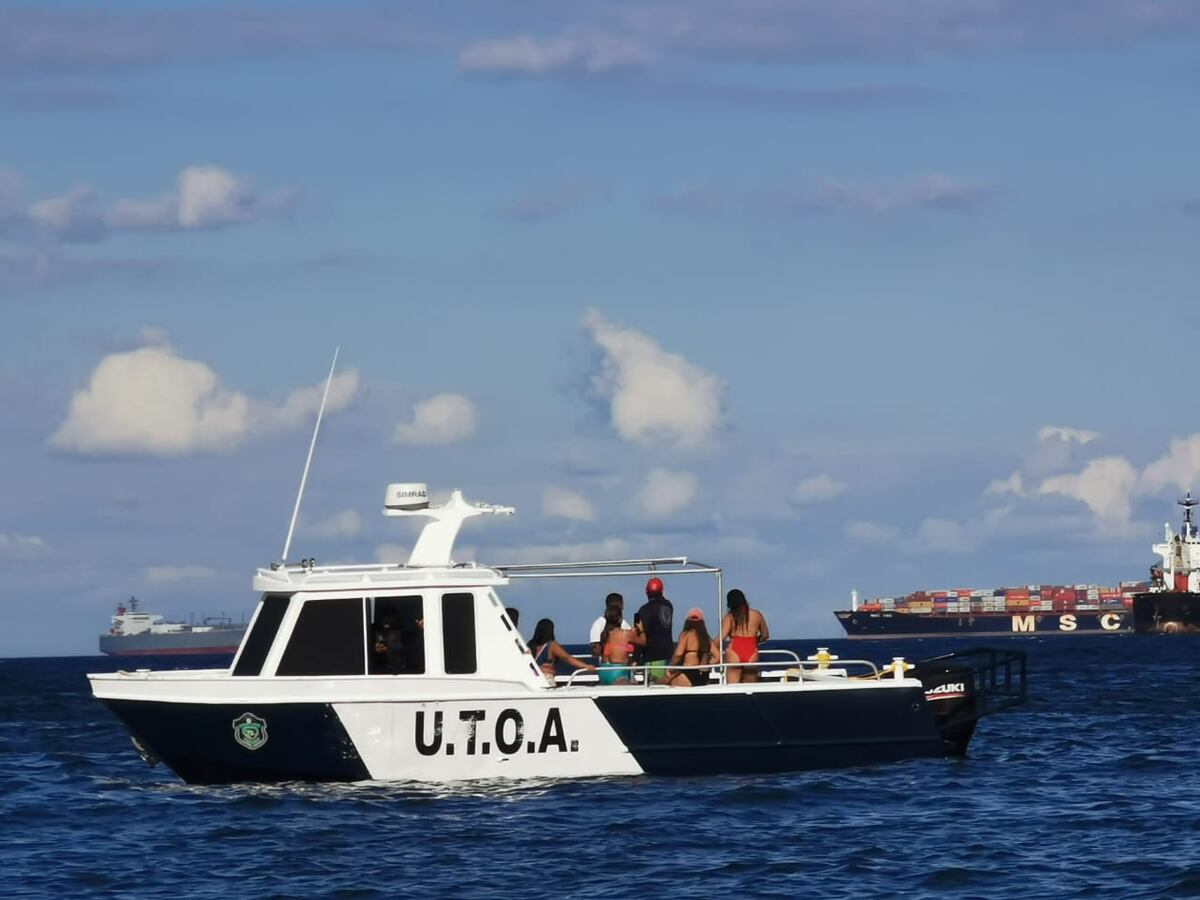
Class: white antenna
281,347,340,564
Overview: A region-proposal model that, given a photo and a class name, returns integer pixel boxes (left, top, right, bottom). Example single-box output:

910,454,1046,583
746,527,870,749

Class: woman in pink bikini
721,588,769,683
597,605,645,685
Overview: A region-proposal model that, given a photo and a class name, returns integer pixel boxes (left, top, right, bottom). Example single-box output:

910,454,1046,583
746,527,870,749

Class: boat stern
911,648,1027,755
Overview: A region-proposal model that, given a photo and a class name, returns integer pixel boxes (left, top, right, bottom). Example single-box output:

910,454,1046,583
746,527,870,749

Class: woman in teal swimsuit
597,606,645,685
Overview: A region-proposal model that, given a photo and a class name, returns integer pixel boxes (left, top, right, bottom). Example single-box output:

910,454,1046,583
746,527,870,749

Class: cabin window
277,597,366,676
442,592,476,675
368,595,425,675
232,594,290,677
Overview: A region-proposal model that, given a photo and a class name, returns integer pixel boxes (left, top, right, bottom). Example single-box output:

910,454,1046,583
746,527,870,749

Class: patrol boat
89,481,1026,784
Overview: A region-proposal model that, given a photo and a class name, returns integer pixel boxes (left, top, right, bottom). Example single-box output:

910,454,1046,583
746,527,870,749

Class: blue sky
3,2,1200,656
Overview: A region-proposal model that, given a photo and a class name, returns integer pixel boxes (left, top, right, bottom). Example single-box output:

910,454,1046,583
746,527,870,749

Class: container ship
835,583,1140,638
837,494,1200,639
99,597,247,656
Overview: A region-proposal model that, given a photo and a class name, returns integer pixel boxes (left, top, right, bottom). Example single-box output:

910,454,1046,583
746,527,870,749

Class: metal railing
561,652,881,688
495,557,721,582
916,646,1027,713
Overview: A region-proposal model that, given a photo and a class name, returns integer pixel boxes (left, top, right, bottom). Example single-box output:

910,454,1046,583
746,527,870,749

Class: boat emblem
232,712,269,751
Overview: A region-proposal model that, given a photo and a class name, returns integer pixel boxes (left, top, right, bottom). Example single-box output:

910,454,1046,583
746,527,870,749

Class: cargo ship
99,597,247,656
1132,493,1200,633
835,583,1138,638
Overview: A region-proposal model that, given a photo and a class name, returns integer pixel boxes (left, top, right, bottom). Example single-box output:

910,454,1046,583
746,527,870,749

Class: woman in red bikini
721,588,769,683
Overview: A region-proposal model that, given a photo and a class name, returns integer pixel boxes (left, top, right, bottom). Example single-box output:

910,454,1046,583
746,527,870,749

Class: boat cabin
227,483,744,689
236,565,547,687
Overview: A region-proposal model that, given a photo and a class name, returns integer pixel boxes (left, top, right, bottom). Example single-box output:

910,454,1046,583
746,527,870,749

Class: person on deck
590,593,628,659
371,612,408,674
528,618,595,684
665,608,721,687
721,588,769,684
596,605,645,685
635,577,675,683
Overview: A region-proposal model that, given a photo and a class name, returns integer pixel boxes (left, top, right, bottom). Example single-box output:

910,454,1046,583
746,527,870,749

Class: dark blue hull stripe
103,700,370,785
592,688,947,776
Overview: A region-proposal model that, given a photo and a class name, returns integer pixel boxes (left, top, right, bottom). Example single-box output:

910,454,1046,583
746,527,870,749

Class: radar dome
385,482,430,510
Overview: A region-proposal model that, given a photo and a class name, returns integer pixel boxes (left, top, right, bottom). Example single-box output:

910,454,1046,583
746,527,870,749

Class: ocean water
3,636,1199,899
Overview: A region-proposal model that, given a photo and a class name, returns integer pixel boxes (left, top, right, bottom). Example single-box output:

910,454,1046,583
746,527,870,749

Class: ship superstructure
1148,492,1200,593
1133,493,1200,633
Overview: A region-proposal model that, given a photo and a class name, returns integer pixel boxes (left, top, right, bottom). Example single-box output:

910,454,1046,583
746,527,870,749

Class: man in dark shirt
372,613,408,674
635,577,674,683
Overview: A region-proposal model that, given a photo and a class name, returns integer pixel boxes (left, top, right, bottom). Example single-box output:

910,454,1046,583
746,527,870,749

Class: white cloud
985,425,1105,502
985,471,1026,497
458,33,650,77
1141,435,1200,495
988,427,1200,528
844,521,900,544
392,393,478,445
107,165,294,231
139,324,170,345
754,173,996,216
584,309,723,450
489,179,607,222
698,534,780,559
0,167,21,212
791,473,846,506
635,467,698,517
26,187,106,241
1,166,293,246
374,543,409,563
303,509,362,540
1038,426,1100,445
543,486,595,521
258,369,360,431
142,564,217,585
914,517,974,554
652,186,723,217
1037,456,1139,522
51,340,359,456
489,537,631,565
0,532,49,558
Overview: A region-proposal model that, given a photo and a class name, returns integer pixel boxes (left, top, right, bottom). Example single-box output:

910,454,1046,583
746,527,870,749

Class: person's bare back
722,589,769,683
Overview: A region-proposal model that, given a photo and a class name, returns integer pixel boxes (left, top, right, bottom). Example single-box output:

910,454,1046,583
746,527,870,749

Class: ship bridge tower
1152,491,1200,593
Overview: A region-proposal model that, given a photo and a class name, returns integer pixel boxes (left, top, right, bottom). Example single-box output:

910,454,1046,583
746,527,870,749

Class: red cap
646,577,664,595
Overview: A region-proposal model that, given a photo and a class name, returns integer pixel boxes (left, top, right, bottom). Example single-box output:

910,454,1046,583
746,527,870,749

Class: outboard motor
911,662,979,755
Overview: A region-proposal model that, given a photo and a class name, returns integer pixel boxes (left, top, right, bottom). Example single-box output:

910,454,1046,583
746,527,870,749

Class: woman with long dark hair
665,608,721,687
597,605,645,685
528,618,595,683
721,588,769,684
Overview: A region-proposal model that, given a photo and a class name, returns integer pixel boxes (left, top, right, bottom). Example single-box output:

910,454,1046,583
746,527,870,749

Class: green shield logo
232,712,268,751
